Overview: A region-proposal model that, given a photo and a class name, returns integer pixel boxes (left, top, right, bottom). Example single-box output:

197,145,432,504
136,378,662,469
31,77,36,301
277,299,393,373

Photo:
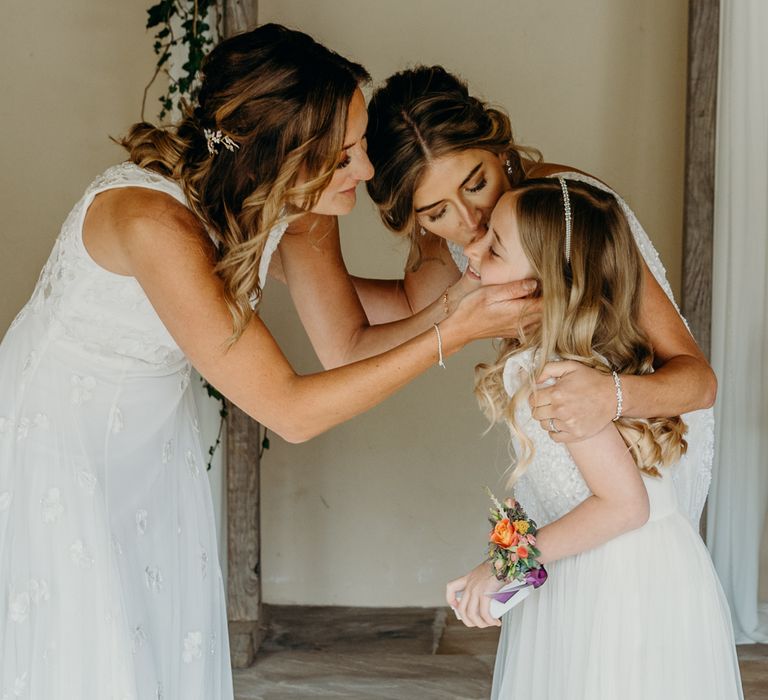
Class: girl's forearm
535,494,648,564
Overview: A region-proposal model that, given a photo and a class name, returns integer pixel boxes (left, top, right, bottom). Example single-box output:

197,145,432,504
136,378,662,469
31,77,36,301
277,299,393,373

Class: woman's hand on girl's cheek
452,280,540,341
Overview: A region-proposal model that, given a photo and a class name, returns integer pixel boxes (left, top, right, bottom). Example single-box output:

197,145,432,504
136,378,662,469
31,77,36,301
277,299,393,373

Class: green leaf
146,1,174,29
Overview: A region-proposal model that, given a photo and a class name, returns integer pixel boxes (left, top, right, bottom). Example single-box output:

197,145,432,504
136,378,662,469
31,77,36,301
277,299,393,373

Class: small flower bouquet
485,489,547,617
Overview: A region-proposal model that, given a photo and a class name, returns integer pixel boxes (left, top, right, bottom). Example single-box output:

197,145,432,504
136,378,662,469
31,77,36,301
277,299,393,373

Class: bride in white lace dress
448,180,742,698
0,26,529,700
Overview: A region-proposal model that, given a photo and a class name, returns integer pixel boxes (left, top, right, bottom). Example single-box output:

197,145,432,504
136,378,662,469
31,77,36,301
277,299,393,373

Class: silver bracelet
433,323,446,369
611,370,623,421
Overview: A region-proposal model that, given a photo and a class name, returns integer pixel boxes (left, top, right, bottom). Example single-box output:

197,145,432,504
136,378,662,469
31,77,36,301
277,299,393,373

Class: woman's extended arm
97,189,531,443
348,231,465,323
278,214,530,368
531,261,716,442
446,423,649,627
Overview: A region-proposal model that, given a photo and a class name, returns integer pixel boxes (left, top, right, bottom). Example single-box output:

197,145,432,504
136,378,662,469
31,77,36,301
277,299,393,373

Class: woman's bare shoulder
98,186,201,232
84,186,213,275
523,160,609,188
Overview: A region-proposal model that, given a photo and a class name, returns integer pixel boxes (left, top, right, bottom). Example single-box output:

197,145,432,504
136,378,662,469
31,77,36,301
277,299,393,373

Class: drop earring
505,158,514,177
420,227,427,236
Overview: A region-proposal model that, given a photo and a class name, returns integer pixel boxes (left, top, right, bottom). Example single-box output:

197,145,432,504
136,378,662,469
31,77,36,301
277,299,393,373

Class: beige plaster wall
0,1,164,330
255,0,695,606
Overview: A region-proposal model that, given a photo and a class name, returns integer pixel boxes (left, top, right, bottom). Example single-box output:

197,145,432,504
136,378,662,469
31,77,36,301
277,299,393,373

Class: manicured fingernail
524,280,537,292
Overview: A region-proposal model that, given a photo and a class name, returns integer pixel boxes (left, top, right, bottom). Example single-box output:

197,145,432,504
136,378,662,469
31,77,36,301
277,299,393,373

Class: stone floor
234,605,768,699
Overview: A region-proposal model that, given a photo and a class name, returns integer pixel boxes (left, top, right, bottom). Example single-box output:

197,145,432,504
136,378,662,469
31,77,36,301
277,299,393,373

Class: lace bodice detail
16,163,189,372
501,352,592,525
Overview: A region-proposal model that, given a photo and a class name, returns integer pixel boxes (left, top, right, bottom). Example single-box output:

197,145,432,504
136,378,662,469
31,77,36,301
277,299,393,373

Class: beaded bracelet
433,323,446,368
611,370,623,421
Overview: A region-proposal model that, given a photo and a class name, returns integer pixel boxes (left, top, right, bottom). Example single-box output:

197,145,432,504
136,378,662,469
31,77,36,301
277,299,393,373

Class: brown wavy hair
365,65,539,270
120,23,369,341
475,180,687,484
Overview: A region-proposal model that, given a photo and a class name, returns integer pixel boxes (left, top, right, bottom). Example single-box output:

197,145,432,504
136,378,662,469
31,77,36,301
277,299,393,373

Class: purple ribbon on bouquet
488,566,548,604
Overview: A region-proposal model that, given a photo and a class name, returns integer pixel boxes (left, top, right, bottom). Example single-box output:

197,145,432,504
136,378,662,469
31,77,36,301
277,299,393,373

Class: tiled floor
234,605,768,699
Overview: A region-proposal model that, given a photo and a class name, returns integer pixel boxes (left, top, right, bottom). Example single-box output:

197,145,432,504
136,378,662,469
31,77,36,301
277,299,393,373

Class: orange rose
490,518,519,548
516,545,529,559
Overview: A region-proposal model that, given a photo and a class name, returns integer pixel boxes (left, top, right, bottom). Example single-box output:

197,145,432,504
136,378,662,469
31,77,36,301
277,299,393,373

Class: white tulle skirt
491,476,743,699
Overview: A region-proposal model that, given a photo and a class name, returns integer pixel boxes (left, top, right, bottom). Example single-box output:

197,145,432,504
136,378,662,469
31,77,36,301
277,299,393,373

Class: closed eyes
466,177,487,193
422,174,488,222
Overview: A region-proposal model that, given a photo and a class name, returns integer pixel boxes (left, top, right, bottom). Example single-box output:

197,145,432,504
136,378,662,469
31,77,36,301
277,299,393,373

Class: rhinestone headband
558,177,572,263
204,128,239,156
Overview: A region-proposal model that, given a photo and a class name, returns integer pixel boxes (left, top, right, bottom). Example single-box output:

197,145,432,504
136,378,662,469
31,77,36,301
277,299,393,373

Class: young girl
446,179,743,699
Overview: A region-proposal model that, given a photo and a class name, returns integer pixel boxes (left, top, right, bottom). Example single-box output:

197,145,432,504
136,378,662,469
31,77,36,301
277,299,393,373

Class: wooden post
226,406,263,668
682,0,719,359
222,0,259,41
221,0,262,669
682,0,719,537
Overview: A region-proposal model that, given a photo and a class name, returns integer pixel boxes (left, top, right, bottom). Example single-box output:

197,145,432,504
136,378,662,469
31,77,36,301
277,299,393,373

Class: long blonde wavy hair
120,23,369,342
475,179,687,486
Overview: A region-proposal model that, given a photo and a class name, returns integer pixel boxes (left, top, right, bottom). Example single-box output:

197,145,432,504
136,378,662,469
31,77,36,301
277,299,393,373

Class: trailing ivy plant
143,0,219,121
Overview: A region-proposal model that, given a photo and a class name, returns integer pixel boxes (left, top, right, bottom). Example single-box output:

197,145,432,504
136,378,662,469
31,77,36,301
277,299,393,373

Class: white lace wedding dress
0,163,237,699
448,172,714,530
489,351,743,699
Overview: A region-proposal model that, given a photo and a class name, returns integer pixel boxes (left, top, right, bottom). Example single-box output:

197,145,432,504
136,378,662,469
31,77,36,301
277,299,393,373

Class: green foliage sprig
143,0,219,121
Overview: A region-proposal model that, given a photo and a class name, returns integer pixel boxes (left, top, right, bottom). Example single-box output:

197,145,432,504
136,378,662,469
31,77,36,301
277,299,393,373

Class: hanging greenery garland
143,0,219,121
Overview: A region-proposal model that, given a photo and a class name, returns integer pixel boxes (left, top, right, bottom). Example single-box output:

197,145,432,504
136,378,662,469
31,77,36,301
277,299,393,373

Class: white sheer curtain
706,0,768,644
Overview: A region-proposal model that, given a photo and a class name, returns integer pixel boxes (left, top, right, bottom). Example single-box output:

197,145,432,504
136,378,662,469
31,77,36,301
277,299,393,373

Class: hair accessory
204,128,239,156
433,323,446,368
505,158,514,177
558,177,572,263
611,370,623,421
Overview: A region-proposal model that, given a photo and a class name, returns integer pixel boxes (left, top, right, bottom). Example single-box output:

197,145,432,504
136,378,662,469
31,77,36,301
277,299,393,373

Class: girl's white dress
0,164,244,699
490,351,743,699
